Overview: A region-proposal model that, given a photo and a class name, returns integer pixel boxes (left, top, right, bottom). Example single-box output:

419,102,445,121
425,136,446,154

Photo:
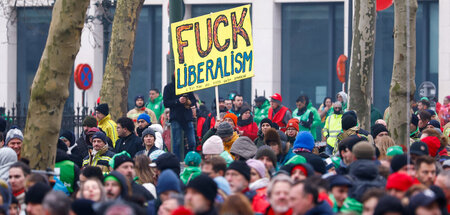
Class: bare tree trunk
99,0,145,120
389,0,417,145
347,0,376,131
21,0,89,169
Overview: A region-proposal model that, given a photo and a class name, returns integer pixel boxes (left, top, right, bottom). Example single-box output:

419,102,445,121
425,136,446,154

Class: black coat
163,78,197,123
114,133,144,158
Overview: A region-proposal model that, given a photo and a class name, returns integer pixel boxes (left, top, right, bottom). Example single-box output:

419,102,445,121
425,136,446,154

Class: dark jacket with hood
108,171,131,200
163,76,197,123
347,159,386,201
114,132,144,158
55,141,80,193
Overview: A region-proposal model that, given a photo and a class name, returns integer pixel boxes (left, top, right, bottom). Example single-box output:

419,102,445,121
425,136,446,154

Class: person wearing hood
55,139,80,194
292,95,321,141
127,95,158,126
268,93,292,132
59,130,84,167
82,131,115,174
254,118,275,148
136,127,159,157
114,117,144,158
95,103,119,148
246,159,270,213
254,96,270,126
336,91,348,111
230,136,257,161
146,89,165,122
292,131,326,175
103,171,131,201
289,180,333,215
0,147,17,182
322,102,343,155
180,151,202,184
237,106,258,141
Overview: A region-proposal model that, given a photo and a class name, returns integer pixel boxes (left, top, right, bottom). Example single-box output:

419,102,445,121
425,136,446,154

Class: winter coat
348,159,386,201
98,114,119,147
55,149,80,194
305,201,334,215
131,181,155,201
163,79,197,123
127,107,158,125
237,117,258,141
0,147,17,182
254,130,265,148
322,114,342,149
75,132,90,159
254,100,270,126
114,133,144,158
82,145,115,174
180,166,201,184
223,132,239,154
292,102,321,141
135,145,159,157
295,151,326,174
146,94,165,121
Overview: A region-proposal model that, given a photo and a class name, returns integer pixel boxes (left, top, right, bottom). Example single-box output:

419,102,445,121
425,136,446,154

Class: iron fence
1,103,94,137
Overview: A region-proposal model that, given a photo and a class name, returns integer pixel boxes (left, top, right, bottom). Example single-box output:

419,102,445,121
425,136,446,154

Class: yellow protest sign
171,5,254,95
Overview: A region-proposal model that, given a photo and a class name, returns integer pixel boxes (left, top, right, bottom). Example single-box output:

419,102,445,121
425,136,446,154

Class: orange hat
223,113,238,127
287,118,299,132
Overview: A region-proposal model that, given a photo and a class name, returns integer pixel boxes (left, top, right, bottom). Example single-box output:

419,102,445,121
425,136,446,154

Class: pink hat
246,159,266,178
202,135,224,155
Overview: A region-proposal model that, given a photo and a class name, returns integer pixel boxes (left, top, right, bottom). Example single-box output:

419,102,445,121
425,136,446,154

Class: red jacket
237,122,258,141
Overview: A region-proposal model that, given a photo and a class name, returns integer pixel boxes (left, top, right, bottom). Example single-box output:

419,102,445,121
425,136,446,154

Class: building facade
0,0,448,113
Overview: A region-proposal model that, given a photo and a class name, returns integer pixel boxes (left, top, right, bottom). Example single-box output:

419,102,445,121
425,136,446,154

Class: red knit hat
386,172,414,192
223,113,238,127
292,165,307,176
287,118,300,132
421,136,440,157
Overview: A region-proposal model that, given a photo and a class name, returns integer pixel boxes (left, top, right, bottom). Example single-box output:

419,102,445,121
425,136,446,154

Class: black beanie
82,116,98,127
342,110,357,121
410,114,419,127
96,103,109,116
154,152,181,175
374,195,406,215
371,124,388,138
25,182,52,204
390,154,412,173
71,199,95,215
60,130,75,146
227,160,251,182
113,154,134,170
255,145,277,168
342,115,357,130
186,174,218,204
260,118,273,127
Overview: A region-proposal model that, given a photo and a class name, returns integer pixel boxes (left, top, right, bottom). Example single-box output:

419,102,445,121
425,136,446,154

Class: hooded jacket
230,136,258,160
0,147,17,182
348,159,386,201
146,94,165,121
292,102,322,141
254,100,270,126
98,114,119,147
55,148,80,194
107,171,131,199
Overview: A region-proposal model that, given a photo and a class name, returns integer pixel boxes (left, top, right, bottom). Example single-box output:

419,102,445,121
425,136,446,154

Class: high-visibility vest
322,114,342,148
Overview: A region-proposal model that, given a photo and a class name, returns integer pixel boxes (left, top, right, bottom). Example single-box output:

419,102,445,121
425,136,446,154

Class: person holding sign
268,93,292,132
163,75,197,160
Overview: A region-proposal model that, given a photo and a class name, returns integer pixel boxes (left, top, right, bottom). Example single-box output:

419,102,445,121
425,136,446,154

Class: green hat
285,155,307,165
331,156,341,169
386,145,404,157
109,151,132,169
184,151,201,167
341,197,363,214
420,97,429,101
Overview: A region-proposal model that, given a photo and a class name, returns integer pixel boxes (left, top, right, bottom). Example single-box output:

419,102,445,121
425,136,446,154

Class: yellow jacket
98,114,119,147
322,114,342,148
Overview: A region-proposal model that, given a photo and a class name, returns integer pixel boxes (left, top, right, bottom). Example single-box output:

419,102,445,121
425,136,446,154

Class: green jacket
146,94,165,122
254,100,270,126
292,102,321,141
180,166,201,184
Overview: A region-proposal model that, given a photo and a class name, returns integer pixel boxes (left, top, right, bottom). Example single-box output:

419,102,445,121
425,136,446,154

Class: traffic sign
418,81,436,99
74,64,93,90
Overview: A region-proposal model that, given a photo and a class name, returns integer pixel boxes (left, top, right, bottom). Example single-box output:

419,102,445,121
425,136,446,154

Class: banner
171,5,254,95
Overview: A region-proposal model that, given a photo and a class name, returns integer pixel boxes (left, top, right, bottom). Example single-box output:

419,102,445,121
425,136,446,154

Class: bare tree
389,0,417,145
347,0,377,131
21,0,89,169
99,0,145,120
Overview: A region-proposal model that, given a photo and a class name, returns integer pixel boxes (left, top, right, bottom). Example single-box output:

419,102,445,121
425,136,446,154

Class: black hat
260,118,273,127
91,131,107,144
25,182,52,204
410,141,429,156
374,195,406,215
254,96,267,103
227,161,251,182
390,154,413,173
60,130,75,146
410,114,419,127
255,145,277,168
135,95,144,102
96,103,109,116
82,116,98,127
113,154,134,170
239,106,252,115
409,189,446,214
328,174,352,188
186,174,218,204
153,152,180,175
342,110,358,120
71,199,95,215
342,114,357,130
428,120,441,129
371,124,389,138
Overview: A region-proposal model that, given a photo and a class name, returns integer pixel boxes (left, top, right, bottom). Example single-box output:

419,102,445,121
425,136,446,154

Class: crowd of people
0,77,449,215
